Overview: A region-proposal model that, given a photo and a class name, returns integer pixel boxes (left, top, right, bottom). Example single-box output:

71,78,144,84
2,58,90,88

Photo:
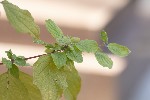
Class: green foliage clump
0,0,131,100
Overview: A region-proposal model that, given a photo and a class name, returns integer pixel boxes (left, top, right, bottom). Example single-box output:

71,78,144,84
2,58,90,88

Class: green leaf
10,64,19,79
107,43,131,57
51,52,67,68
71,37,80,43
2,58,12,68
14,57,26,66
19,72,42,100
63,60,81,100
5,49,13,59
76,40,99,53
100,30,108,44
66,46,83,63
45,48,54,53
45,19,72,45
0,72,31,100
33,39,47,45
95,51,113,69
2,0,40,39
45,19,64,39
0,71,42,100
33,55,68,100
56,36,71,46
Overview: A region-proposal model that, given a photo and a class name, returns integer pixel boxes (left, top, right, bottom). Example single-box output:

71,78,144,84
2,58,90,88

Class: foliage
0,0,131,100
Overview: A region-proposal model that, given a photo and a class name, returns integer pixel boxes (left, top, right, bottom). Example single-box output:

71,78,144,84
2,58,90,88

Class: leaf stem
0,54,47,66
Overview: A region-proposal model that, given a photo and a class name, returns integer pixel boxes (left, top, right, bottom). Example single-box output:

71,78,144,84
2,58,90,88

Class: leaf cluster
0,0,131,100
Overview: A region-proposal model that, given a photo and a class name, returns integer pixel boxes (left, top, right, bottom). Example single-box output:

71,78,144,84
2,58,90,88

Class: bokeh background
0,0,150,100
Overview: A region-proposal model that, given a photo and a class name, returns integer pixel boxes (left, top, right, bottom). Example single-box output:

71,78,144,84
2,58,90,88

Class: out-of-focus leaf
2,0,40,39
2,58,12,68
108,43,131,57
0,72,31,100
100,31,108,44
95,51,113,69
63,60,81,100
76,40,99,53
45,19,63,39
5,49,13,59
0,71,42,100
20,72,42,100
10,64,19,79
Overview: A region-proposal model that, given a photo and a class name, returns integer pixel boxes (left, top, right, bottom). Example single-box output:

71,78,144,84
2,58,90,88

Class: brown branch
0,54,47,66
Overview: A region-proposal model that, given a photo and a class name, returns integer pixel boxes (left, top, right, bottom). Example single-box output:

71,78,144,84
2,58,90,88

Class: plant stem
0,54,46,66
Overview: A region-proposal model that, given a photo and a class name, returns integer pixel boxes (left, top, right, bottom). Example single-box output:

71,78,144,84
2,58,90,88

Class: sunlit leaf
33,55,67,100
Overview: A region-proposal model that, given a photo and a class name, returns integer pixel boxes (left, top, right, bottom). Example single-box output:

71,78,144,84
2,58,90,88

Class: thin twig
0,54,46,66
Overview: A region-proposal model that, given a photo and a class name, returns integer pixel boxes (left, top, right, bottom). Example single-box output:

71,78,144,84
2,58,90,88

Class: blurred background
0,0,150,100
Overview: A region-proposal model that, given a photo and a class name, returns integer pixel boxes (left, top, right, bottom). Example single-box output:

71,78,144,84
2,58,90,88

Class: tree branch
0,54,47,66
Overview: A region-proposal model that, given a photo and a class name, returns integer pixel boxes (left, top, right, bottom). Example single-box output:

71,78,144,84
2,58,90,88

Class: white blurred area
0,0,129,30
0,0,131,100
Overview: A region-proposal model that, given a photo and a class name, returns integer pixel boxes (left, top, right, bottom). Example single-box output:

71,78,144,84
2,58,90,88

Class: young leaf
66,46,83,63
95,51,113,69
45,19,72,45
45,19,64,39
71,37,80,43
56,36,71,46
33,55,68,100
76,40,99,53
10,64,19,79
100,30,108,44
5,49,13,59
2,0,40,39
63,60,81,100
45,48,54,53
108,43,131,57
2,58,12,68
14,56,26,66
51,52,67,68
33,39,47,45
0,72,42,100
100,31,108,44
